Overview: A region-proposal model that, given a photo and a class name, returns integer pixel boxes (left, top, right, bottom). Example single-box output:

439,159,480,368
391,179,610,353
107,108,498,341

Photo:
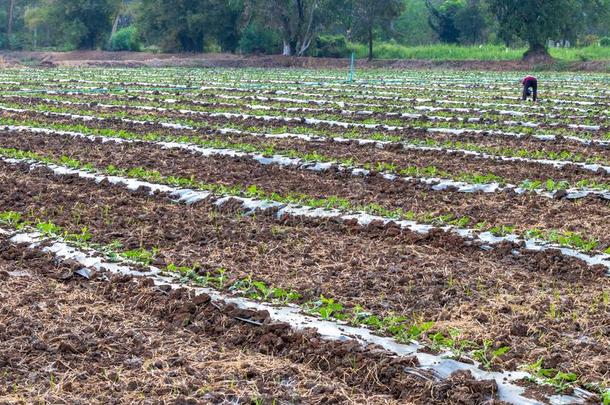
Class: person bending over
522,75,538,102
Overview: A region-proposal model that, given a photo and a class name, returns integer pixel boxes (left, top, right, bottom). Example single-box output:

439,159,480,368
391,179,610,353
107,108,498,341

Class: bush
580,35,599,47
308,35,349,58
600,37,610,47
109,27,141,52
238,24,280,55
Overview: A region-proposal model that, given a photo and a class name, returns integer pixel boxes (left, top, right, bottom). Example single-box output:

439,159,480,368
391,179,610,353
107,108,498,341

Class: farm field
0,67,609,404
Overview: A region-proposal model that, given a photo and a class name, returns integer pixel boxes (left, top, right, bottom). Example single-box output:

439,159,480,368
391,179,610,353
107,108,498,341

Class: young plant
309,295,345,320
522,358,579,393
0,211,23,227
36,220,62,237
471,340,510,370
121,247,158,265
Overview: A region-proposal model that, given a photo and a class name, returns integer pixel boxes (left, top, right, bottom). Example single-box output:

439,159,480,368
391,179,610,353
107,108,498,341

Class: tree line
0,0,609,59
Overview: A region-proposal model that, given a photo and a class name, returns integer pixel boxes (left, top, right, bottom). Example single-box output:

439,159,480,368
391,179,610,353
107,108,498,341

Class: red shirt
522,75,537,84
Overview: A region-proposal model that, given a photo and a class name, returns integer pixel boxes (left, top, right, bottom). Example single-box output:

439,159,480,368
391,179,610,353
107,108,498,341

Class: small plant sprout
36,220,62,237
121,247,159,265
0,211,23,227
522,358,579,393
471,340,510,370
215,268,227,289
309,295,345,320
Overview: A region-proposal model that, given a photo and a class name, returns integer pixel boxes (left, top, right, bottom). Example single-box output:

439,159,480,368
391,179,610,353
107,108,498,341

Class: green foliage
308,35,350,58
487,0,609,56
121,247,158,265
429,329,476,359
309,295,345,320
137,0,243,52
65,227,93,244
238,23,280,55
25,0,121,50
36,221,62,237
522,358,579,393
471,340,510,369
109,27,141,51
349,42,526,60
0,211,23,227
488,224,515,237
426,0,465,44
424,0,490,45
0,0,607,57
602,390,610,405
351,0,406,60
230,276,301,303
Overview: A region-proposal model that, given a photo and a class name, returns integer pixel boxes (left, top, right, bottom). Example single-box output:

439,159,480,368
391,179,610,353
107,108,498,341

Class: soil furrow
3,108,610,186
0,161,608,384
2,129,609,247
1,237,466,404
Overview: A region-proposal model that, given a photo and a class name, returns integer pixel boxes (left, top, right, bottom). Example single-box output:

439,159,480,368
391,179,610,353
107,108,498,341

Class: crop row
4,121,609,199
1,129,609,262
0,155,609,397
1,69,608,106
4,100,610,176
7,92,608,137
3,106,610,190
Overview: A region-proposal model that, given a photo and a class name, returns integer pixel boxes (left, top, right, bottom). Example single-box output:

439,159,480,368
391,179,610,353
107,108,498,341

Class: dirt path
1,50,608,72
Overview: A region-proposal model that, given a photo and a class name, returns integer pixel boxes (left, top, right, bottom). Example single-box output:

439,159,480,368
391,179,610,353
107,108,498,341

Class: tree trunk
282,40,292,56
108,13,121,49
7,0,15,48
523,42,552,61
368,26,373,61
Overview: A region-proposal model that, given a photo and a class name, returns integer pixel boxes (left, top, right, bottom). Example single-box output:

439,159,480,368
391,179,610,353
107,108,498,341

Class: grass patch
348,42,610,62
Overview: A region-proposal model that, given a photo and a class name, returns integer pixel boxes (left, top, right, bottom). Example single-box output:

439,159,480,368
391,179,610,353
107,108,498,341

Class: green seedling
522,358,579,393
271,287,301,303
310,295,345,320
36,220,62,236
65,226,92,244
443,329,476,360
0,211,22,227
215,268,227,289
471,340,510,370
602,390,610,405
121,247,158,265
397,321,435,343
488,224,515,237
101,240,123,262
380,314,409,335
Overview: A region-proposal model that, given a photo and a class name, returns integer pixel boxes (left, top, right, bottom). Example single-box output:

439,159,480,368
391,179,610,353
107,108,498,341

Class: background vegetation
0,0,609,60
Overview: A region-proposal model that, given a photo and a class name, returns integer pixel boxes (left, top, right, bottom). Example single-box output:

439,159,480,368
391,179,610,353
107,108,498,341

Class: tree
425,0,462,44
453,0,488,44
351,0,405,61
25,0,121,50
486,0,604,59
137,0,244,52
392,0,436,46
7,0,14,39
252,0,342,56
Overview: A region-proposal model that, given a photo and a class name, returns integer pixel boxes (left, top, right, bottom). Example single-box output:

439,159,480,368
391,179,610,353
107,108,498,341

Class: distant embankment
1,51,608,72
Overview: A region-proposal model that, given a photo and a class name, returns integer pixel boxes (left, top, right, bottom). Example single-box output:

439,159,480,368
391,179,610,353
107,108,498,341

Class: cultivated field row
1,67,609,404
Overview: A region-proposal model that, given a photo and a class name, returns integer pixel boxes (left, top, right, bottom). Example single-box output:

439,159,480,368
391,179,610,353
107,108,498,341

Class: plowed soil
5,100,610,163
2,130,609,247
0,161,609,385
4,237,500,404
4,102,610,186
